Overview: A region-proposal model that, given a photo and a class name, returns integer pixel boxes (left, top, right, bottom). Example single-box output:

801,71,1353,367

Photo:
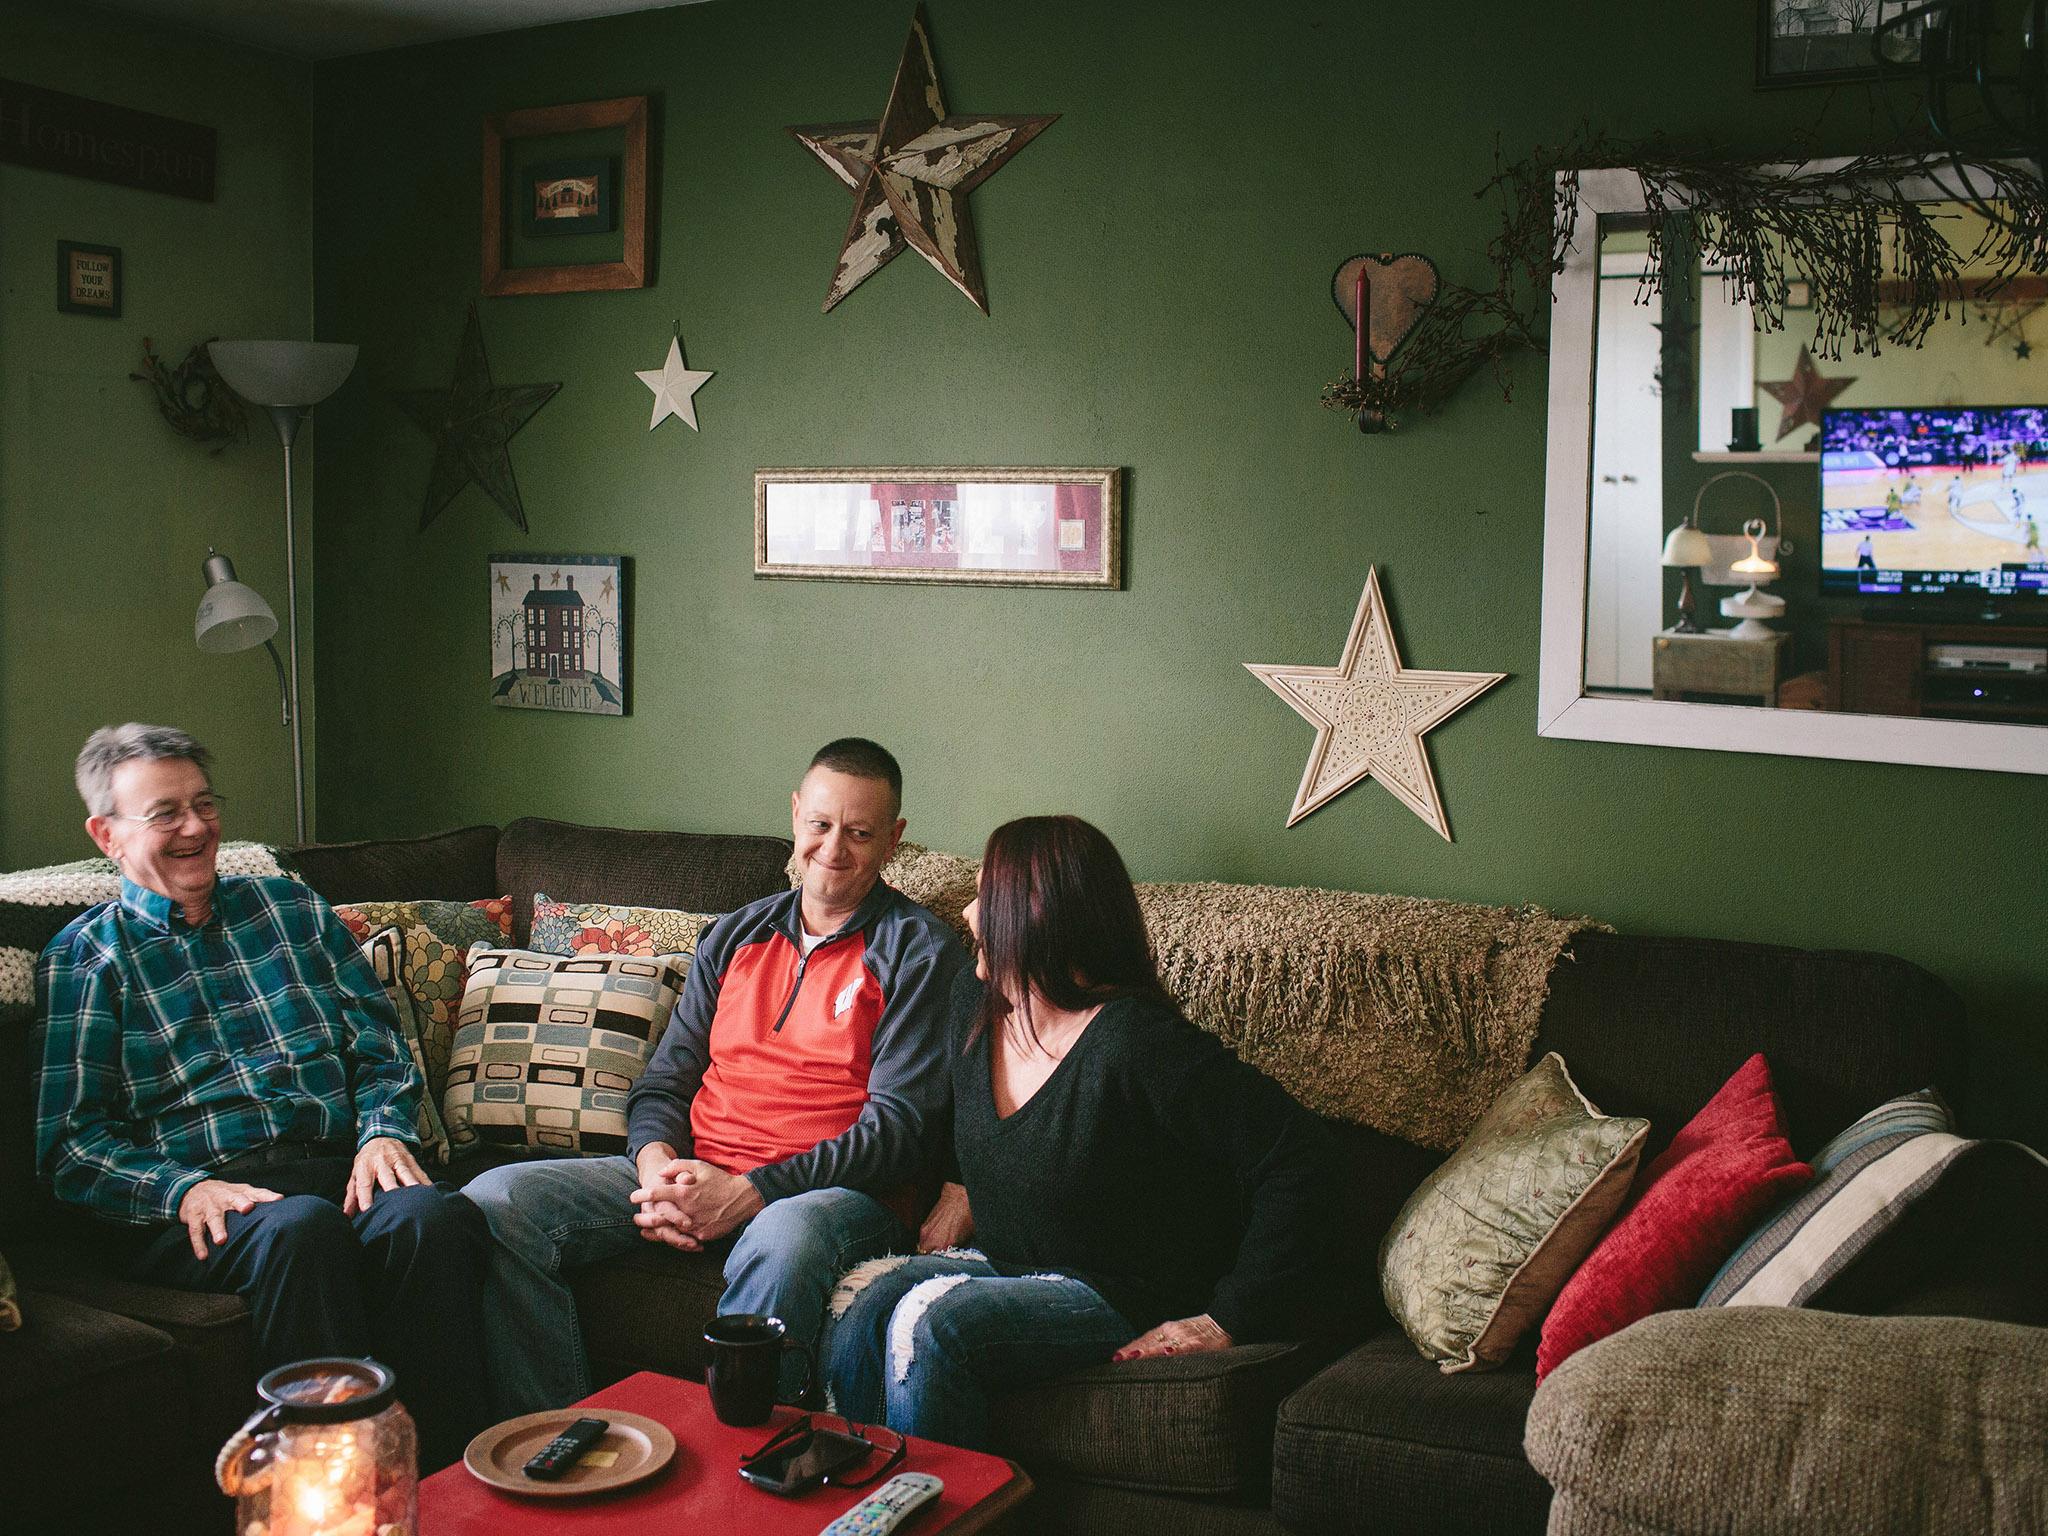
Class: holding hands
1113,1313,1233,1363
631,1144,764,1250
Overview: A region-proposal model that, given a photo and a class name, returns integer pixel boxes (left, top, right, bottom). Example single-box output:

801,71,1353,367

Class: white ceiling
84,0,709,61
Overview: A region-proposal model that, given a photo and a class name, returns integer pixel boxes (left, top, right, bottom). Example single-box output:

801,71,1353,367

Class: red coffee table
421,1371,1032,1533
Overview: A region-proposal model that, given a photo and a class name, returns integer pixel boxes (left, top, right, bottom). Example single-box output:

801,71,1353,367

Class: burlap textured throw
854,846,1596,1152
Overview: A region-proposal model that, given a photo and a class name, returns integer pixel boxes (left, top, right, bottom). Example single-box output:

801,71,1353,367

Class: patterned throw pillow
1537,1053,1812,1380
1381,1052,1648,1373
1698,1088,2048,1307
530,892,716,959
332,898,512,1100
442,947,689,1157
0,1247,19,1330
357,926,452,1165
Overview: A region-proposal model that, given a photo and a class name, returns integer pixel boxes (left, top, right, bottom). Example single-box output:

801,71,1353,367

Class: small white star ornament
635,334,714,431
1245,568,1505,841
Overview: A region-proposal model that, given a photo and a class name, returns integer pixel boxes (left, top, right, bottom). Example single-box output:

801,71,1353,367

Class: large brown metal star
393,304,561,532
788,4,1056,313
1759,345,1855,441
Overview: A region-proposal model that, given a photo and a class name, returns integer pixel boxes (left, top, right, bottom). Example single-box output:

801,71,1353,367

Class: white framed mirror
1538,162,2048,775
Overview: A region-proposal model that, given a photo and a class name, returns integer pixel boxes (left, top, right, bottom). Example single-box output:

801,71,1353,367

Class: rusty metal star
1759,345,1855,441
392,304,560,532
788,3,1056,313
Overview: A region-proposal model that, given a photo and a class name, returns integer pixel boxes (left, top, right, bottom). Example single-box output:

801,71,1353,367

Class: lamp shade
1660,523,1713,567
207,340,358,407
196,551,278,653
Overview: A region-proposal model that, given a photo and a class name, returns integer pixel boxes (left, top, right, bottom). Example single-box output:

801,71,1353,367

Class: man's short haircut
805,737,903,811
75,724,212,817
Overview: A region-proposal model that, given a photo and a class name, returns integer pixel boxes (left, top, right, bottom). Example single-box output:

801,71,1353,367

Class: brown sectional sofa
2,815,2005,1534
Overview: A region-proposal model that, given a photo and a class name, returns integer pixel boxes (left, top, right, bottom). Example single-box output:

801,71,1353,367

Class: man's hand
176,1179,283,1259
917,1181,974,1253
1112,1313,1233,1363
632,1157,763,1247
343,1135,428,1216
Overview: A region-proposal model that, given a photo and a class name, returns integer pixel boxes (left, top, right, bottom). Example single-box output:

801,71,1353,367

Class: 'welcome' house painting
489,552,626,715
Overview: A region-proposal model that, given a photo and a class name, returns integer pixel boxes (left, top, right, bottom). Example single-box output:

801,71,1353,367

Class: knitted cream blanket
875,844,1600,1151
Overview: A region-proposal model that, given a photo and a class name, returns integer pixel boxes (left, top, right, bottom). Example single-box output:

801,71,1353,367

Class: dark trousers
116,1158,491,1470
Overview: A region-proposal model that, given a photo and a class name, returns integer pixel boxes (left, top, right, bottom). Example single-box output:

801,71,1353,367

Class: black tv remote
523,1416,610,1479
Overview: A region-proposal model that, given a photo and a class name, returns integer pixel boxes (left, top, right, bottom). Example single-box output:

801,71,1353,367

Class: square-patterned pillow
442,947,689,1157
358,926,452,1165
529,892,717,959
1381,1052,1649,1373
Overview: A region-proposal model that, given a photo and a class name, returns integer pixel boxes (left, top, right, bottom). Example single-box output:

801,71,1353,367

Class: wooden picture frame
483,95,647,296
755,467,1123,588
57,240,121,317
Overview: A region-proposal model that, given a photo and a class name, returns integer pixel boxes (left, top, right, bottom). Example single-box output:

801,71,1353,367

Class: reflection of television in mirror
1820,406,2048,616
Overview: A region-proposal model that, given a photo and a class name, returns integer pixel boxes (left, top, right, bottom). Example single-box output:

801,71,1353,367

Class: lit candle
1355,264,1368,381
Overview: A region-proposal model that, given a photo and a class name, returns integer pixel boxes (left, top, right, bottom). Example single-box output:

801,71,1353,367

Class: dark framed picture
1758,1,1924,86
57,240,121,317
523,157,615,237
483,94,648,296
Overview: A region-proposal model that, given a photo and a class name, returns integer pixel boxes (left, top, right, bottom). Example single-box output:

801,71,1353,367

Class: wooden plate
464,1408,677,1497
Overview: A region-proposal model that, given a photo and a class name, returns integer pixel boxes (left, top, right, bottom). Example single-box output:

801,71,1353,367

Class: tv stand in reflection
1828,616,2048,725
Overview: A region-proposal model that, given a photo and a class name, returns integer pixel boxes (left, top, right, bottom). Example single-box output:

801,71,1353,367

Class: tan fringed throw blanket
858,845,1602,1151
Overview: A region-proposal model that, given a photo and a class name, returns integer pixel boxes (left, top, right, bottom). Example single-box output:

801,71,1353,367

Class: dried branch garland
1322,133,2048,429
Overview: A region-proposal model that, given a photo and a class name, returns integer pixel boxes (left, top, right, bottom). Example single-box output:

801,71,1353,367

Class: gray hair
75,724,213,817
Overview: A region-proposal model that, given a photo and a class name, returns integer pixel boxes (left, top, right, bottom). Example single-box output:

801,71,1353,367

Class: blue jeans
463,1157,909,1415
822,1254,1134,1451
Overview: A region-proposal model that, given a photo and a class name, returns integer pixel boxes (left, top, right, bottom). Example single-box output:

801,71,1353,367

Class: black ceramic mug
704,1313,814,1426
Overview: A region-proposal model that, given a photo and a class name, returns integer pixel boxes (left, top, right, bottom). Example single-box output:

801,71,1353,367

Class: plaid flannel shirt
33,874,421,1225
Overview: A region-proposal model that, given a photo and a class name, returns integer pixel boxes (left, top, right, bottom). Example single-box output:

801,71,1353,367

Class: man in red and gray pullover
469,738,970,1413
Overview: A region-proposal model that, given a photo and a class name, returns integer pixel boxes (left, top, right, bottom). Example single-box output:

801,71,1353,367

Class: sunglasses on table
738,1413,907,1495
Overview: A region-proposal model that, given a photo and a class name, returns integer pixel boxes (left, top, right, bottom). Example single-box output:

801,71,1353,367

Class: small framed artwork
483,94,648,296
57,240,121,317
755,467,1123,588
1757,1,1923,87
1785,278,1813,309
489,553,627,715
523,157,615,237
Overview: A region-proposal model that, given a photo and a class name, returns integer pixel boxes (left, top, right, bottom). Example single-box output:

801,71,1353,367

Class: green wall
308,0,2044,1141
0,2,313,862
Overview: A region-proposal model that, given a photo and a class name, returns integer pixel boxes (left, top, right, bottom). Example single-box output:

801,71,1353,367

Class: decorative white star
635,336,714,432
1245,568,1505,841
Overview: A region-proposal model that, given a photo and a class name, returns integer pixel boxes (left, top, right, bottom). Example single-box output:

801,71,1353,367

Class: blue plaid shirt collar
118,874,217,933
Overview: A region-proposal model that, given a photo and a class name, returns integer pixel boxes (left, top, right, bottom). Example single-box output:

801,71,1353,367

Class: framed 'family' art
754,467,1123,587
489,553,626,715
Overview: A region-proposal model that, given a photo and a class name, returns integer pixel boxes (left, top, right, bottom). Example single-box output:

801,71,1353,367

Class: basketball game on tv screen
1821,406,2048,602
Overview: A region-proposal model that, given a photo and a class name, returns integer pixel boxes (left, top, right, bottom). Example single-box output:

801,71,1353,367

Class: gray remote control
817,1471,944,1535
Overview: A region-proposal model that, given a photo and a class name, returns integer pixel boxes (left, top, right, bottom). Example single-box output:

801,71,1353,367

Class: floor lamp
203,340,358,846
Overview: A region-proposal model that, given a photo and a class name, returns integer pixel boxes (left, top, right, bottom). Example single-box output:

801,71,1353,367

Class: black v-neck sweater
941,973,1339,1342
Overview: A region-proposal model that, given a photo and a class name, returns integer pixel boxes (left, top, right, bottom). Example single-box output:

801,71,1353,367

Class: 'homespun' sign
0,79,215,201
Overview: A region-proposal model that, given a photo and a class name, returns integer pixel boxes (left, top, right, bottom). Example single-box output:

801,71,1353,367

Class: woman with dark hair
821,815,1336,1450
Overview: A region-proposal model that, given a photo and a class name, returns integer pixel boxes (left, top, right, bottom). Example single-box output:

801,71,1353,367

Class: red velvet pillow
1536,1053,1811,1379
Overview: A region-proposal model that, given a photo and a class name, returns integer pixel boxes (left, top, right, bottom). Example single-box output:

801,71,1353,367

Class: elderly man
467,737,970,1413
34,724,489,1465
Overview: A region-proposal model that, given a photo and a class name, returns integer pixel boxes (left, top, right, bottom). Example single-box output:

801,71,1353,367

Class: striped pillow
1701,1088,1961,1307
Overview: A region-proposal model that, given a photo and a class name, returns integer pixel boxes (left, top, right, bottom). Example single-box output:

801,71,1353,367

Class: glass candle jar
216,1358,417,1536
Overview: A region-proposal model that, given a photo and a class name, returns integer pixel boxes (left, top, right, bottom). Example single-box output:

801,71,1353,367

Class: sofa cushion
0,1285,180,1410
1538,1053,1809,1379
1271,1330,1550,1536
1525,1308,2048,1536
989,1341,1324,1499
443,949,689,1157
1382,1052,1646,1373
1531,931,1964,1161
574,1243,728,1384
284,824,500,906
530,893,718,958
497,817,793,944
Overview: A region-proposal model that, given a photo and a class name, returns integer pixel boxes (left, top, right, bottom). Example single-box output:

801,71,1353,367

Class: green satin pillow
1381,1051,1648,1373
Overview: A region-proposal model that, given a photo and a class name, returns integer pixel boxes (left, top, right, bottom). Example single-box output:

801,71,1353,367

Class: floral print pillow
529,893,716,960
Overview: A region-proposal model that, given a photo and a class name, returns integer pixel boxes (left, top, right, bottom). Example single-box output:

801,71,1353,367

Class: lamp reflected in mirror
1660,518,1711,633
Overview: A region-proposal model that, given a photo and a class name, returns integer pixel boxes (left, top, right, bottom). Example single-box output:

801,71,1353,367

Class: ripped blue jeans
821,1253,1133,1451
